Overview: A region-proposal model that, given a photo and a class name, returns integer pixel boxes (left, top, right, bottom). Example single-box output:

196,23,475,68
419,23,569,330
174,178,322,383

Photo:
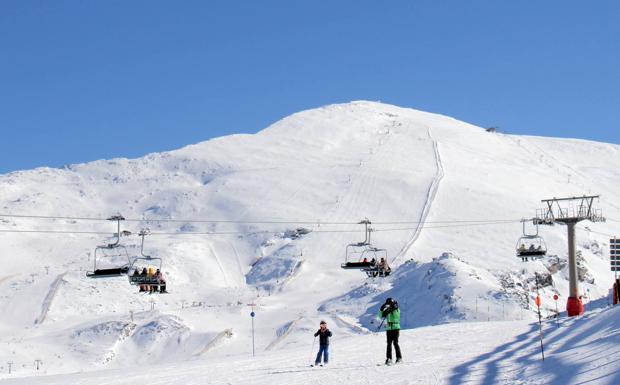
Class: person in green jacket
378,297,402,365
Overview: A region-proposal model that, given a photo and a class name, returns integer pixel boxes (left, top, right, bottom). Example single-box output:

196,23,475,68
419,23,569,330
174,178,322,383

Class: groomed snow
1,101,619,383
3,306,619,384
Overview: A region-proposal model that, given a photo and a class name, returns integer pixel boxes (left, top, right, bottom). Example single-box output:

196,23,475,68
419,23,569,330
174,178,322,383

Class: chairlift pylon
341,218,391,277
516,219,547,262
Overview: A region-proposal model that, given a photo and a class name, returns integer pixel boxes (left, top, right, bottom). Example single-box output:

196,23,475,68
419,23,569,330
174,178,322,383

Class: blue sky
1,1,618,173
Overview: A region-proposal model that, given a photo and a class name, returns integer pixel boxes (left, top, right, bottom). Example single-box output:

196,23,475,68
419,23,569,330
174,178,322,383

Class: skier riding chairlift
127,229,167,293
515,220,547,262
341,219,392,277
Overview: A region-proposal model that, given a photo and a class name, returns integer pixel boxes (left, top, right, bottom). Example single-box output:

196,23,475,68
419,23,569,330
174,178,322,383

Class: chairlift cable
0,229,112,235
579,227,616,238
0,219,524,236
0,214,106,221
0,212,522,226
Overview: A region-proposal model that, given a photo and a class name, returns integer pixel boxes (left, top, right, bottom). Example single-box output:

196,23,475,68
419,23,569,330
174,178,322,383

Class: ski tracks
0,274,17,286
312,130,388,262
392,127,444,265
265,316,303,351
228,241,246,284
34,272,66,325
195,328,234,356
207,244,231,287
331,314,371,335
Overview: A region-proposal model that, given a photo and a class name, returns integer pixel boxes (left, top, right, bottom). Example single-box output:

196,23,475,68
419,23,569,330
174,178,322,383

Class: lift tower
535,195,605,316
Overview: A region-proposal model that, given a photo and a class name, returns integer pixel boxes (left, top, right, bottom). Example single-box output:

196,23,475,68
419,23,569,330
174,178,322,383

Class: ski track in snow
207,243,230,287
34,272,66,325
508,136,586,188
509,135,620,215
311,126,390,267
195,328,233,356
228,241,245,286
323,127,386,224
265,316,303,351
274,259,304,290
393,126,444,265
0,274,17,286
331,314,371,335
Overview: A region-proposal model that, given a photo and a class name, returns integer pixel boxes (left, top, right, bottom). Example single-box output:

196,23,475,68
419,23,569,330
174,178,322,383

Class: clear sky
1,1,618,174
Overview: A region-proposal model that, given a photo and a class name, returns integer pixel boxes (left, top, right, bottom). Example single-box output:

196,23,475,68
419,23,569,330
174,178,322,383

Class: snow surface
1,101,620,384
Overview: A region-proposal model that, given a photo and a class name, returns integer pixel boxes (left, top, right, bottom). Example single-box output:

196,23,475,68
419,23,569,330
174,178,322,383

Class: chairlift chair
516,220,548,261
127,256,164,286
340,219,391,277
127,229,166,288
86,215,132,278
86,244,132,278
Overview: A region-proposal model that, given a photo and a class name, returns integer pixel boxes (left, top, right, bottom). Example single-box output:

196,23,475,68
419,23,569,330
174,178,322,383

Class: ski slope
3,306,619,385
1,101,620,383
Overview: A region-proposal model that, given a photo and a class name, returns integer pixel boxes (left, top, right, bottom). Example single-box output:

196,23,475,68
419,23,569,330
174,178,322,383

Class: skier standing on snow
313,320,332,366
378,297,402,365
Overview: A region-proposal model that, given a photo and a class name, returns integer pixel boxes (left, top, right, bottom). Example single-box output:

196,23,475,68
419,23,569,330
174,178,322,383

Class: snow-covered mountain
1,101,619,381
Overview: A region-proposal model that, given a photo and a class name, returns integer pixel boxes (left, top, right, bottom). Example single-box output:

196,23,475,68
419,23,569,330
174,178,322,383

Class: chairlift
340,219,391,277
127,229,166,289
86,215,132,278
516,220,547,262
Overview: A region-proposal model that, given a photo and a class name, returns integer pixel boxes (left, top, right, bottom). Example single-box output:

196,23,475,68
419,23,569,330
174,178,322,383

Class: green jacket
378,308,401,331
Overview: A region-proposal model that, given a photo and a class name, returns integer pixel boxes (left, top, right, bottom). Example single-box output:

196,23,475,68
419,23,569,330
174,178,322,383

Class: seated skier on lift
518,244,528,262
378,258,390,275
139,267,148,292
154,269,167,293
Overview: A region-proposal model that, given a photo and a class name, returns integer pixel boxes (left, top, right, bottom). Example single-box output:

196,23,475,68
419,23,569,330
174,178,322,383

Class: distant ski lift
516,219,547,262
341,219,391,277
86,215,132,278
128,229,166,289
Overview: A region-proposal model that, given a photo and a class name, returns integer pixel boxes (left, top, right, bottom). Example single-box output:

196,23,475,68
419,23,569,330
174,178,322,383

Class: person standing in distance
379,297,402,365
313,320,332,366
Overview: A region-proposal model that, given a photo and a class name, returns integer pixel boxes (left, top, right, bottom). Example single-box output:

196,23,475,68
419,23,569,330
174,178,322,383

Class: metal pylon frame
535,195,604,225
534,195,605,317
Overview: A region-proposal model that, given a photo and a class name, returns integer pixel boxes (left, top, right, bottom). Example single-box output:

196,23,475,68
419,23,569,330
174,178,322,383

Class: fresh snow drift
0,101,619,384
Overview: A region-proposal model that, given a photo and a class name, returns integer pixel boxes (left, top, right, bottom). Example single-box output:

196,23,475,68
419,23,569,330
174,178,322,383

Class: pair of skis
309,361,403,367
377,360,402,366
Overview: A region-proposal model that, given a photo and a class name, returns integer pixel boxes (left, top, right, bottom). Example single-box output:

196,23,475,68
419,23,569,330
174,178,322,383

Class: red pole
553,294,559,328
535,273,545,361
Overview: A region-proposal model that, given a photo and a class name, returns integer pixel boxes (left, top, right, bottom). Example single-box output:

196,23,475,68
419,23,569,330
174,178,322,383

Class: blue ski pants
315,344,329,364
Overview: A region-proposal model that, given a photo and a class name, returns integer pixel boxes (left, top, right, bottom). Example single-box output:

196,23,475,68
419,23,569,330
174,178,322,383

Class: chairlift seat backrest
128,275,164,286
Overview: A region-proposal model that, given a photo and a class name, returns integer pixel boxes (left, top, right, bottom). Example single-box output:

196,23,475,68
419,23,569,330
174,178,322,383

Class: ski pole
309,336,317,364
377,317,386,332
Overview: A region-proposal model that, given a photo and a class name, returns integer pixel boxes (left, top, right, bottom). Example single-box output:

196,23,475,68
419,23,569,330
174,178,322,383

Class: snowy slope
1,101,619,381
3,306,619,385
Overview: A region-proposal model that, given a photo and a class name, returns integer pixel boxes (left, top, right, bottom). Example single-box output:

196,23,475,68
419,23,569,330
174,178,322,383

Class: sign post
611,238,620,305
250,304,256,357
611,238,620,279
535,273,545,361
